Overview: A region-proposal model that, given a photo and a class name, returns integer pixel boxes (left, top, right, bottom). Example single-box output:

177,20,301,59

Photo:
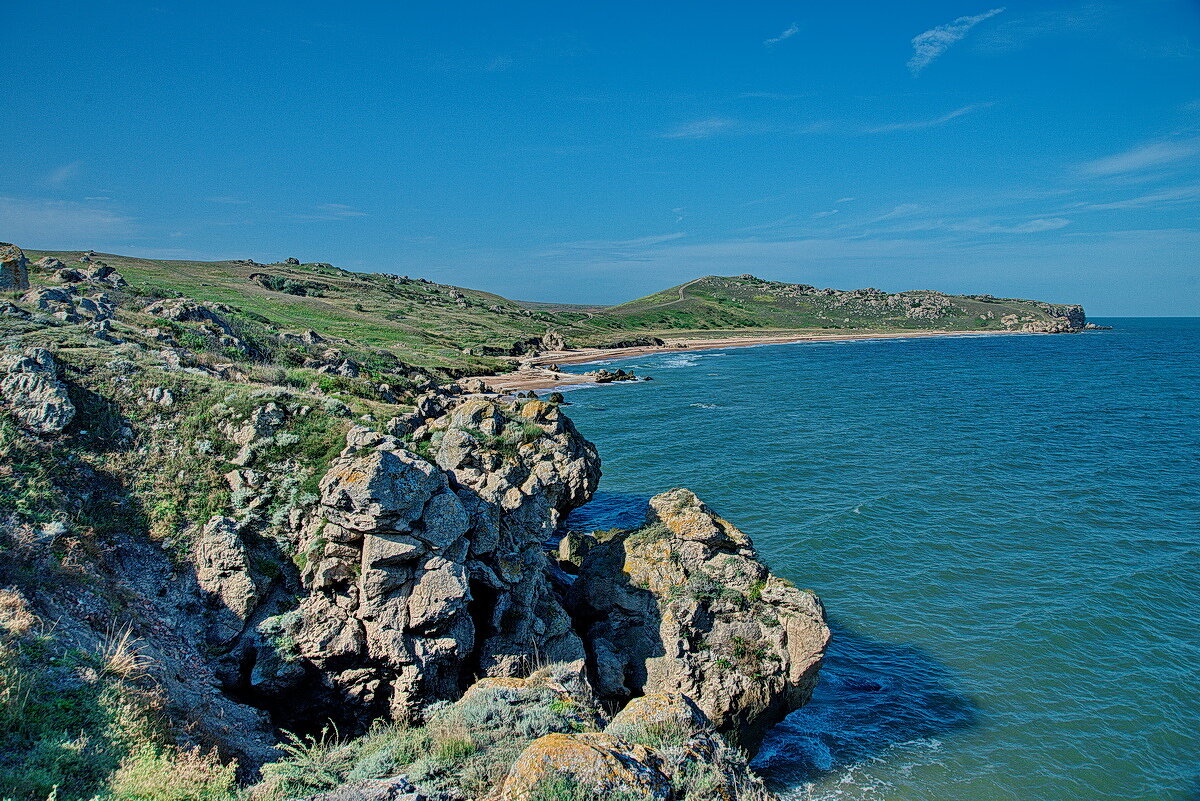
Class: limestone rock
282,393,601,722
497,732,672,801
570,488,829,750
540,330,568,351
0,348,75,434
33,255,66,272
194,516,260,621
0,243,30,290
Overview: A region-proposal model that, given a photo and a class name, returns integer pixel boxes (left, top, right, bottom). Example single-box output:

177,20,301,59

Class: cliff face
0,246,831,799
260,397,602,725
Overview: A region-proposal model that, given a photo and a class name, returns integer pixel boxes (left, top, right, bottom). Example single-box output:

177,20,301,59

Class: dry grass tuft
101,623,155,682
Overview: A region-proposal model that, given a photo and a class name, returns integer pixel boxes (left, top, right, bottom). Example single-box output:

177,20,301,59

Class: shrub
108,748,236,801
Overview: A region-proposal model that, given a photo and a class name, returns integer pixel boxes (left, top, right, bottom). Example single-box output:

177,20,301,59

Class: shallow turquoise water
560,319,1200,801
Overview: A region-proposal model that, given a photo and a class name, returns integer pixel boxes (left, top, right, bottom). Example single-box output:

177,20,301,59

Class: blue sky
2,1,1198,314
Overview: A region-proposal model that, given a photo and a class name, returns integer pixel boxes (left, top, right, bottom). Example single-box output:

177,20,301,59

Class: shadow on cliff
751,620,980,788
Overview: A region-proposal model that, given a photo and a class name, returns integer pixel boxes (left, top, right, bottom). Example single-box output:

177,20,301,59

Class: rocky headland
0,241,1096,800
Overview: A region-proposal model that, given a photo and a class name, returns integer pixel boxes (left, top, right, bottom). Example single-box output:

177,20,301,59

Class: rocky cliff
0,277,829,801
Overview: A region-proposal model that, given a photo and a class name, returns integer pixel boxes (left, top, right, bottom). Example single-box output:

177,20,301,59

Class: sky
2,1,1199,314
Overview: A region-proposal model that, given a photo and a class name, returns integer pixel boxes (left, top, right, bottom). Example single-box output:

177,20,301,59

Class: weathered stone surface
0,243,30,290
497,732,672,800
605,692,710,742
194,516,260,623
319,450,447,534
275,394,601,722
0,348,75,434
570,488,830,750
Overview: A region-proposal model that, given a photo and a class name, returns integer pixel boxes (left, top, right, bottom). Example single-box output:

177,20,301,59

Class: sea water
559,319,1200,801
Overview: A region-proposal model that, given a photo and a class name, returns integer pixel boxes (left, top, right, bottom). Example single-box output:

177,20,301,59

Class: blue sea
560,319,1200,801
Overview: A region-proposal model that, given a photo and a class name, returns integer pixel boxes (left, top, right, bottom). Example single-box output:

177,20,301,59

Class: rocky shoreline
0,241,1095,799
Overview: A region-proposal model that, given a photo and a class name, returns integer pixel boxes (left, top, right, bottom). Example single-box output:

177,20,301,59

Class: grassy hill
600,274,1084,335
19,251,1086,377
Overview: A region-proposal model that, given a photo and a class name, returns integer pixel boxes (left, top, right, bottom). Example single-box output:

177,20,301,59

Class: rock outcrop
498,732,673,800
0,243,30,290
253,396,601,722
0,348,75,434
569,488,830,749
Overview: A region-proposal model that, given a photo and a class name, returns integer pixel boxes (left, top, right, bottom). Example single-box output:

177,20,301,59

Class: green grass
21,252,1083,375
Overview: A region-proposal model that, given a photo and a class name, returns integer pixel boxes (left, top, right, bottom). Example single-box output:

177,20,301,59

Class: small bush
108,747,236,801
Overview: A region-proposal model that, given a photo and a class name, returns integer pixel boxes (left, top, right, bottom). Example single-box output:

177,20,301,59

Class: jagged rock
144,299,236,337
0,302,30,320
604,693,779,801
284,257,301,265
570,488,829,750
53,267,86,283
605,692,710,741
0,243,30,290
541,330,568,351
0,348,75,434
22,286,74,311
194,516,260,641
145,386,175,407
497,732,672,800
33,255,66,272
276,396,600,722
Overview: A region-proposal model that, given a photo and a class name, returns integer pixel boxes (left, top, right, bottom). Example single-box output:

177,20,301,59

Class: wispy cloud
812,209,839,219
835,197,856,204
0,196,133,241
210,195,250,205
535,232,687,262
300,203,368,220
45,162,82,186
556,233,687,251
1075,184,1200,210
867,103,990,133
951,217,1070,233
764,23,800,47
909,8,1005,74
662,118,740,139
1078,138,1200,176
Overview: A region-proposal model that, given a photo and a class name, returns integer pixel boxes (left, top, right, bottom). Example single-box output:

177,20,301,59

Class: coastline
480,329,1018,392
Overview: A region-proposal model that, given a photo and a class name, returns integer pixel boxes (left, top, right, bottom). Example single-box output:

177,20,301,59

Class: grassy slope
26,253,1081,369
26,251,587,373
601,275,1071,334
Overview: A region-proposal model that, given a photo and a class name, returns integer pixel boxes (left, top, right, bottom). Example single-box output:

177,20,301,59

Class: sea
559,318,1200,801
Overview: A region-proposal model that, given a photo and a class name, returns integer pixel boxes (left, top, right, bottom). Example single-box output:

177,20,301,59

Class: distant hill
602,274,1085,334
20,251,1087,374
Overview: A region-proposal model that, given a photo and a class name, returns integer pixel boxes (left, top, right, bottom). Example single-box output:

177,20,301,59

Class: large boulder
0,243,29,290
194,516,260,642
0,348,75,434
570,488,830,750
496,732,672,801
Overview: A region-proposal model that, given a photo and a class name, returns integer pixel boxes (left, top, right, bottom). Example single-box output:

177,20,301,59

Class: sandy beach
480,329,1008,392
